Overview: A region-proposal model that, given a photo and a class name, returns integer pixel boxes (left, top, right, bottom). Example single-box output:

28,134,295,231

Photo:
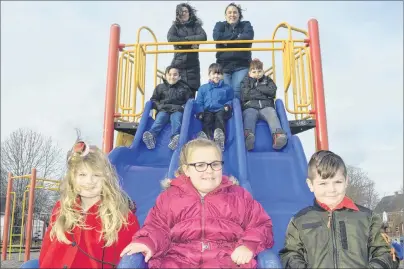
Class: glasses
187,161,224,172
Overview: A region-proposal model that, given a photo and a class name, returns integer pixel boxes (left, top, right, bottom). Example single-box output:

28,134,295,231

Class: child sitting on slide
279,150,400,269
39,140,140,268
143,66,193,150
195,63,234,151
240,59,287,151
121,138,274,268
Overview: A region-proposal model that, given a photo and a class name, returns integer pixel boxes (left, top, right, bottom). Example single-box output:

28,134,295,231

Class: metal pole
24,169,36,262
1,173,13,261
308,19,329,150
102,24,121,153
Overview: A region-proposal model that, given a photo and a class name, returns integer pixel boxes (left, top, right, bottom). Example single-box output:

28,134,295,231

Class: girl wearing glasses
121,138,273,268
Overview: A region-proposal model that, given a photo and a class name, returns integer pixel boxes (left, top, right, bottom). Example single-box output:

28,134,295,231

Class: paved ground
1,251,39,268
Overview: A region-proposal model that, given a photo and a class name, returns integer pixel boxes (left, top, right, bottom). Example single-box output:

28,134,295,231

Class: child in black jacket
143,66,192,150
240,59,287,151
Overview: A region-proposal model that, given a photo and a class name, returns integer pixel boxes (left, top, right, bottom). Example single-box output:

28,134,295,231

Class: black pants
202,110,230,139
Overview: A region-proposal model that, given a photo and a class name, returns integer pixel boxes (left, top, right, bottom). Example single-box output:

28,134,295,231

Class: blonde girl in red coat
120,138,273,268
39,140,140,268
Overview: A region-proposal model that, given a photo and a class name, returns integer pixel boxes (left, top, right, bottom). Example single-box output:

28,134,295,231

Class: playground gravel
1,252,39,268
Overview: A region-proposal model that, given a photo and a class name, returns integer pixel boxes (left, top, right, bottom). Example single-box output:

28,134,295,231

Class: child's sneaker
168,134,180,150
214,128,225,152
245,132,255,151
197,131,208,139
142,131,156,150
272,129,287,150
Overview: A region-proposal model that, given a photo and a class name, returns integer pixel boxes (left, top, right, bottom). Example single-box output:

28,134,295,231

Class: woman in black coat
213,3,254,99
167,3,207,97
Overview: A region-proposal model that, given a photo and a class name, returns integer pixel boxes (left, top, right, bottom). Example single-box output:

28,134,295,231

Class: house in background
1,196,11,242
374,191,404,238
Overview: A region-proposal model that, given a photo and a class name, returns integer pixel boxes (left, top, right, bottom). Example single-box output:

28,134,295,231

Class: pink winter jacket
132,175,274,268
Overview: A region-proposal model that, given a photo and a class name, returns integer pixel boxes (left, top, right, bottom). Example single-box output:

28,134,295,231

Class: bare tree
1,128,63,228
346,165,380,209
1,167,8,198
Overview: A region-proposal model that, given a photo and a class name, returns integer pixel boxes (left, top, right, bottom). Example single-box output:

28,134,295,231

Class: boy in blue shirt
195,63,234,151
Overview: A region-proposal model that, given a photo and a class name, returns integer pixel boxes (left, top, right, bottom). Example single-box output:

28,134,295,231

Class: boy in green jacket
279,150,400,269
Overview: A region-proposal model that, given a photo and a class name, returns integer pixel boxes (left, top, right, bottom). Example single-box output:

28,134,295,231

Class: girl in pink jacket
121,138,274,268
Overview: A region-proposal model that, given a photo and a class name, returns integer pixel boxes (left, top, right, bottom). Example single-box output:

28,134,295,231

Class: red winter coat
132,175,274,268
39,200,140,268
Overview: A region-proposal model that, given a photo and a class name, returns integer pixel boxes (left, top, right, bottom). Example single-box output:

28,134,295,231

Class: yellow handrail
271,22,314,119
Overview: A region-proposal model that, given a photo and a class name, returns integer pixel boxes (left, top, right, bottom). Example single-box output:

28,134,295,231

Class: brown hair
225,2,244,21
174,3,203,25
307,150,347,180
165,65,180,75
208,63,223,75
249,58,263,71
175,138,222,176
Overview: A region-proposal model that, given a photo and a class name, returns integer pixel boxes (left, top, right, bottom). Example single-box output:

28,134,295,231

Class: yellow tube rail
271,22,314,119
7,192,16,260
114,22,315,134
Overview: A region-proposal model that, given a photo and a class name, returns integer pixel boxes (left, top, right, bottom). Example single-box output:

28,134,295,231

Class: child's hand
120,242,153,262
231,245,254,265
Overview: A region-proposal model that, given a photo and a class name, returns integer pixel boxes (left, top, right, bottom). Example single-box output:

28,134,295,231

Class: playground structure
2,18,326,264
3,17,403,267
1,170,60,262
105,20,328,151
105,18,325,257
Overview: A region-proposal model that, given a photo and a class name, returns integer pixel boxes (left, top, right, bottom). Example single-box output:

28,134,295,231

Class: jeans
149,111,182,138
223,68,249,99
202,110,226,139
243,107,282,134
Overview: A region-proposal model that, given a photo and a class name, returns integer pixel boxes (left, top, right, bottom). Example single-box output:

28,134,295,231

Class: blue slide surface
244,99,314,254
109,98,313,255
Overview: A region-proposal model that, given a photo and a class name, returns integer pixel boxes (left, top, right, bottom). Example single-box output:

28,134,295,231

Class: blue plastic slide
109,98,313,256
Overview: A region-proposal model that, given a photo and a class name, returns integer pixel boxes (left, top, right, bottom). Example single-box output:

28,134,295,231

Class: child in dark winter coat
240,59,287,151
279,150,400,269
195,63,234,151
120,138,274,268
143,66,192,150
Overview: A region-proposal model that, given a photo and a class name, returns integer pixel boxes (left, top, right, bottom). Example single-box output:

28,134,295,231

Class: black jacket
150,80,192,113
240,75,277,110
167,20,207,92
213,21,254,73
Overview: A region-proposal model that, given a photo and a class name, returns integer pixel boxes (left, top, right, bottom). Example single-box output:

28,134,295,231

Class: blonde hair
50,141,134,246
175,138,222,176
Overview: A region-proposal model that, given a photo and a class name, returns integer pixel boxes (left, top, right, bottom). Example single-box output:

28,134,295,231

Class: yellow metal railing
114,22,315,126
6,178,60,261
271,22,314,120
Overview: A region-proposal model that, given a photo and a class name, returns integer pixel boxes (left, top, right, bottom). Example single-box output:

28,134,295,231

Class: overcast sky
1,1,402,196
